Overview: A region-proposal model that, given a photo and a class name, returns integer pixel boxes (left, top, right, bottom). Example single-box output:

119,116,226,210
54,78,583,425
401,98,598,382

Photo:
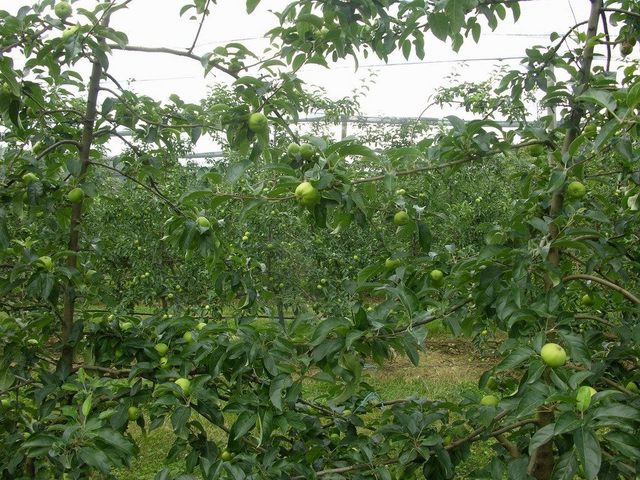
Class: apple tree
1,1,639,479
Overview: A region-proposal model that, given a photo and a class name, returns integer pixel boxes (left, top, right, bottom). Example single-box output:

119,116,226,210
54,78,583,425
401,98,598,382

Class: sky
4,0,621,155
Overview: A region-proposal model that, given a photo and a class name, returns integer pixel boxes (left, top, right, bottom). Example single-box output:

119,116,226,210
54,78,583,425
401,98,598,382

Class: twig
563,274,640,305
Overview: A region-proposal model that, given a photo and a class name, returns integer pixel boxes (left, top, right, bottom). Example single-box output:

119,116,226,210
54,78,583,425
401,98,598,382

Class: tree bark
60,26,108,372
533,1,602,478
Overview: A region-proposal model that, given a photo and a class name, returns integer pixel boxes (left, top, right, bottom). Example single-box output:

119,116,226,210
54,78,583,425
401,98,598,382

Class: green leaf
230,411,256,440
573,427,601,480
528,423,555,454
246,0,261,14
577,89,617,115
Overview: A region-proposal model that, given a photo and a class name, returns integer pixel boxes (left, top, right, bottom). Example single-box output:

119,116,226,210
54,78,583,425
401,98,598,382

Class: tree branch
563,274,640,305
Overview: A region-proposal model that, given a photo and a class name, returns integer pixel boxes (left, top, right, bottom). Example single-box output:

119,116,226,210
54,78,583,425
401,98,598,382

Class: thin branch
99,87,211,129
601,8,640,20
106,44,238,78
35,140,82,161
563,274,640,305
187,0,212,55
88,161,185,217
600,11,612,72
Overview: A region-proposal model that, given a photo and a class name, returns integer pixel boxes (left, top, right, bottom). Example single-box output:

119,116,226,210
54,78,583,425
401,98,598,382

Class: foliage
1,1,640,480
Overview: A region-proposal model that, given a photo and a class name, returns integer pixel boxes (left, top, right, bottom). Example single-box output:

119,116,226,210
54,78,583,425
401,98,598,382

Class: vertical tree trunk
61,23,109,372
532,2,602,478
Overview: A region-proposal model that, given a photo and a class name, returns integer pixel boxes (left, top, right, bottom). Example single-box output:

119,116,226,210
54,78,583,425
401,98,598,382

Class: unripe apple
183,331,193,343
480,395,499,406
159,356,169,368
540,343,567,367
385,258,401,269
248,112,268,132
67,187,84,203
221,450,234,461
294,181,320,207
119,321,133,331
626,381,639,393
393,211,410,226
196,216,211,229
287,143,300,157
61,25,79,40
154,343,168,355
576,386,597,412
37,256,54,271
22,172,39,184
566,181,586,199
54,1,73,19
174,377,191,395
580,294,594,306
196,322,207,330
430,269,444,286
299,143,315,160
127,406,139,421
395,188,406,196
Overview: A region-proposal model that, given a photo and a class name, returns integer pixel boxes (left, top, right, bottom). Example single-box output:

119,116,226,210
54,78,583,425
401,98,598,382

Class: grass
115,335,496,479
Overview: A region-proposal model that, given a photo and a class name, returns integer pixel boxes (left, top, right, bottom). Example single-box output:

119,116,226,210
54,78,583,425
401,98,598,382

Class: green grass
115,336,495,479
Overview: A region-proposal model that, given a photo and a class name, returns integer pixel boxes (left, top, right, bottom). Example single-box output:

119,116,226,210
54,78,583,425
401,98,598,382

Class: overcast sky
5,0,623,155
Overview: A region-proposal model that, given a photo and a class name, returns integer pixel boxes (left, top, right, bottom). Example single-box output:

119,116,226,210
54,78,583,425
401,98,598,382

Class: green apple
22,172,39,184
576,386,597,412
154,343,168,355
159,356,169,368
61,25,79,40
196,322,207,330
127,406,139,421
480,395,499,406
540,343,567,367
196,216,210,229
626,381,639,393
287,143,300,157
37,256,54,271
247,112,268,132
294,181,320,207
0,398,10,409
395,189,406,196
183,331,193,343
527,144,545,156
393,211,410,226
221,450,234,461
299,143,315,160
54,1,73,19
242,235,249,242
67,187,84,203
119,321,133,331
566,181,586,199
174,377,191,395
353,255,359,261
430,269,444,285
583,124,597,138
320,278,327,284
385,258,401,269
580,294,594,306
27,338,39,345
342,409,352,416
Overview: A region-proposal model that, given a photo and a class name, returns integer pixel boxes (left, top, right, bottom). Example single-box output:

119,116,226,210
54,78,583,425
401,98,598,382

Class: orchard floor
116,336,498,480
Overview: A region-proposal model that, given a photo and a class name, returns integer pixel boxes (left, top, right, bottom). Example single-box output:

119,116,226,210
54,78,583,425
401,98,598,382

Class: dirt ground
374,337,497,383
